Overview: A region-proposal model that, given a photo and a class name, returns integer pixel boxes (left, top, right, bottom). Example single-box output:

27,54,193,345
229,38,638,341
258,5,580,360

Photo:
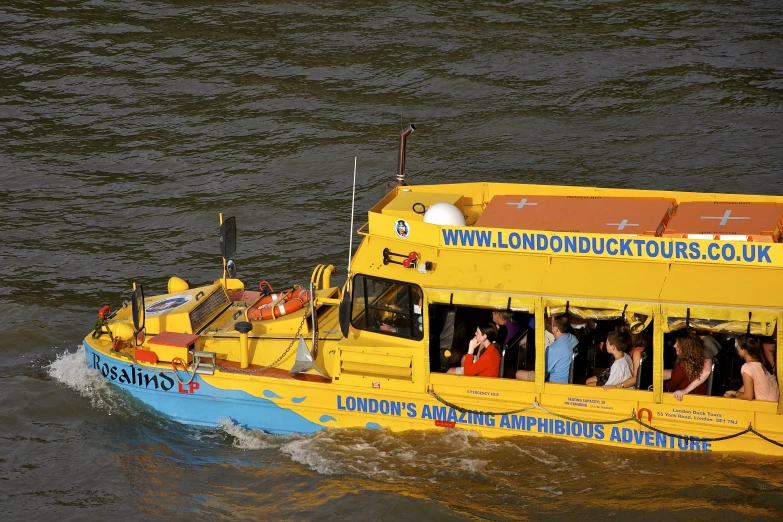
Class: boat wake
217,418,280,450
47,345,135,416
44,350,516,482
218,421,531,482
219,423,733,520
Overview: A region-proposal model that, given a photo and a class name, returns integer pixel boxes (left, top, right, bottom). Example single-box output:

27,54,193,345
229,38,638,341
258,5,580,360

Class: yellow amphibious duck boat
84,126,783,456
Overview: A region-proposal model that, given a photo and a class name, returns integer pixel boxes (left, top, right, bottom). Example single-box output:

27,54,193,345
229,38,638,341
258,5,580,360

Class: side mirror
226,259,237,278
339,291,352,338
220,217,236,259
131,285,145,335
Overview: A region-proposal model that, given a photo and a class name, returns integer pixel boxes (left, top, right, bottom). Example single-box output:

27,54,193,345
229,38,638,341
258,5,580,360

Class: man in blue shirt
515,314,578,384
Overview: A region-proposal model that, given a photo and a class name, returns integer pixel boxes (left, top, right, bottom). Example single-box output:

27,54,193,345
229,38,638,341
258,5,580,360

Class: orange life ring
247,288,310,321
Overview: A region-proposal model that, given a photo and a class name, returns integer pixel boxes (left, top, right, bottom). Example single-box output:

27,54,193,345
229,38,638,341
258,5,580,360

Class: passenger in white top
586,330,632,388
602,330,633,389
724,335,780,402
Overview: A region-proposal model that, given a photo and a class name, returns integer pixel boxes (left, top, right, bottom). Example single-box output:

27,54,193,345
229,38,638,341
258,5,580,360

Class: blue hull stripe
84,342,324,434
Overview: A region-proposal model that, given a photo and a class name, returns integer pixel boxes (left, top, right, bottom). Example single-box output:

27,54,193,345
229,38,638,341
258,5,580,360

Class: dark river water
2,1,783,520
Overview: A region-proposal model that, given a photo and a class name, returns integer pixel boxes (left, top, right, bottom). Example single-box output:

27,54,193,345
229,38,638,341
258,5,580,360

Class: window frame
351,274,424,341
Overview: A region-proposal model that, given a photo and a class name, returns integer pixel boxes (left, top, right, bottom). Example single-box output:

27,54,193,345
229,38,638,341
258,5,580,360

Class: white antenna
348,156,357,277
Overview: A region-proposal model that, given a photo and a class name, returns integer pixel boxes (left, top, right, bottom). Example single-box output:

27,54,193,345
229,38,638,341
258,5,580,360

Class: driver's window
351,275,423,340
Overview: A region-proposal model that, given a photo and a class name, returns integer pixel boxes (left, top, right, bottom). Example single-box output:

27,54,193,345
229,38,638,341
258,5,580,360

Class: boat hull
84,341,783,455
85,342,324,434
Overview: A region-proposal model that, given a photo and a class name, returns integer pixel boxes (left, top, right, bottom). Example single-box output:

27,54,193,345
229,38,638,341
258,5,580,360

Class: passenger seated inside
372,306,407,334
665,330,707,396
493,309,524,378
671,329,718,400
724,334,780,401
580,319,623,386
585,326,624,387
515,314,577,384
761,337,776,373
620,327,652,389
446,323,500,377
586,330,632,388
701,332,721,360
492,310,520,346
354,277,423,340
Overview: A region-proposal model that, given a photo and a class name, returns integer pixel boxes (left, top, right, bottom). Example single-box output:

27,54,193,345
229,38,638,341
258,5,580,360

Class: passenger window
578,317,654,390
351,275,423,340
662,329,745,398
428,304,533,378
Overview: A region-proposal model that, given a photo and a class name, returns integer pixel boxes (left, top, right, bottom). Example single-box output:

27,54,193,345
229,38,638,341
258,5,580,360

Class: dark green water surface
1,1,782,520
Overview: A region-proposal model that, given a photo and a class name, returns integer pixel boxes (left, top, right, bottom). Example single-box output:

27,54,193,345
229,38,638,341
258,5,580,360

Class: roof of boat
373,182,783,242
351,182,783,313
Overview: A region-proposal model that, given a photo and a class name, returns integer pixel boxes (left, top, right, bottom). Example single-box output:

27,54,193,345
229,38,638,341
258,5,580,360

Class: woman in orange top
447,323,501,377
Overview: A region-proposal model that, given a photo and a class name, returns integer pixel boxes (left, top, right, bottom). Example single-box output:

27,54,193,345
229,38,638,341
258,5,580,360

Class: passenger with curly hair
665,331,707,395
671,329,715,401
724,335,779,401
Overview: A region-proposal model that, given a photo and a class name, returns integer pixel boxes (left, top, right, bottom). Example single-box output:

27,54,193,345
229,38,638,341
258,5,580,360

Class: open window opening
546,303,654,389
428,304,533,378
662,308,778,400
581,319,655,390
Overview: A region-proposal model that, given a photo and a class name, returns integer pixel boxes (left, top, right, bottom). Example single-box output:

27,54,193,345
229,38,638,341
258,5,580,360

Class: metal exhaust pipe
390,124,415,189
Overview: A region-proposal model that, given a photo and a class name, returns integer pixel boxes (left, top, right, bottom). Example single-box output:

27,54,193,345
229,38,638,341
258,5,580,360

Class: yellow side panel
428,252,550,296
426,289,537,310
340,350,412,368
540,258,668,302
756,410,783,438
429,373,538,407
341,362,412,379
337,348,414,383
541,382,651,422
660,264,783,309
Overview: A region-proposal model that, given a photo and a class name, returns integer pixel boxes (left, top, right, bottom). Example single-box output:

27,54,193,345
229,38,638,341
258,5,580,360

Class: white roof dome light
422,202,466,227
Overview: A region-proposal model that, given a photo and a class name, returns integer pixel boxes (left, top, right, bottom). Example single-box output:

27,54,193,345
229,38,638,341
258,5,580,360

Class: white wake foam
47,345,128,414
276,428,494,480
280,434,348,475
217,418,280,450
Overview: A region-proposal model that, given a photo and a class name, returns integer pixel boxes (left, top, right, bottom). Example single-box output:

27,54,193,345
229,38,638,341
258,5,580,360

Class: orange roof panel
664,202,783,241
474,195,675,236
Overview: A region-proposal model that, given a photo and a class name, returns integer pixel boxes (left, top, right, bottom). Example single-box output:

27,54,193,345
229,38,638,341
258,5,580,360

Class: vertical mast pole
220,213,226,287
348,157,357,283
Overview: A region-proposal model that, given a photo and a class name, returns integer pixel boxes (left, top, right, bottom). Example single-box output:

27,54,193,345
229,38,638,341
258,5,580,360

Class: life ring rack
246,285,311,321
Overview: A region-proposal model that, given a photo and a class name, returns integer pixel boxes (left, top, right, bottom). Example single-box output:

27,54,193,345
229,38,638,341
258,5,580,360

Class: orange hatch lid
663,202,783,241
148,331,200,348
474,195,675,236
